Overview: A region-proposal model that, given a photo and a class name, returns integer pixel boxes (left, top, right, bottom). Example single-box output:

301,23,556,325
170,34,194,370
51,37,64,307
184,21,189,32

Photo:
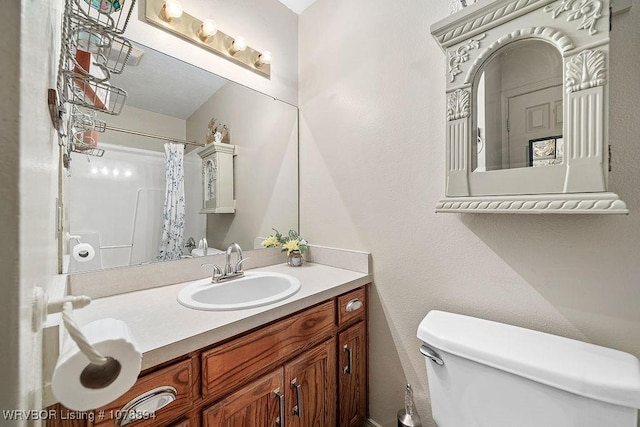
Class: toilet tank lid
417,310,640,409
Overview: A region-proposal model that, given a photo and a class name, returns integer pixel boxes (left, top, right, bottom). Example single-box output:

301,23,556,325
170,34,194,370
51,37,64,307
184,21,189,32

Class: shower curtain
157,143,185,261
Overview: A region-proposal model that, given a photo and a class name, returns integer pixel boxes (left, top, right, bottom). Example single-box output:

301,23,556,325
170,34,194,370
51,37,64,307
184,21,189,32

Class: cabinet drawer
91,359,194,427
337,287,366,327
201,300,335,399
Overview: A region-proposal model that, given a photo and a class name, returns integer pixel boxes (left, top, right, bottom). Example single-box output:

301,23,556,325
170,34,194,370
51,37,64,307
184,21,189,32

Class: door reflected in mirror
473,39,563,172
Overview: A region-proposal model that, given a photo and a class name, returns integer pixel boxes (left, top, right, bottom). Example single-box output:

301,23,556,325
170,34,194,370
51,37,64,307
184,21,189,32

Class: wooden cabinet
47,286,368,427
201,301,335,400
90,358,197,427
337,287,366,327
202,368,283,427
339,323,367,427
285,338,336,427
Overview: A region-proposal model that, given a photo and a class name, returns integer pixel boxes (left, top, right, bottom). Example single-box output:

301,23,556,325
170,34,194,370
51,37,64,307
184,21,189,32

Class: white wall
299,1,640,426
0,0,23,415
124,0,299,105
97,104,187,152
0,0,62,419
186,83,298,250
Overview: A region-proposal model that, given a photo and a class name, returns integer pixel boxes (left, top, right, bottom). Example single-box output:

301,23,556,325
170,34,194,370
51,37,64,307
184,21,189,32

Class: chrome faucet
201,263,222,282
202,243,249,284
184,237,196,255
224,242,247,276
198,237,208,256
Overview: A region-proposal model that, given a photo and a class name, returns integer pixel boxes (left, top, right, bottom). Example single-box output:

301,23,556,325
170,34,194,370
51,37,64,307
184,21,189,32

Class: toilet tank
417,311,640,427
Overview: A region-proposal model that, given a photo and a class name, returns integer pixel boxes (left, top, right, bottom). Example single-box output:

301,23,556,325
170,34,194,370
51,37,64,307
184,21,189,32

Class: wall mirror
62,41,298,273
474,39,563,172
431,0,628,214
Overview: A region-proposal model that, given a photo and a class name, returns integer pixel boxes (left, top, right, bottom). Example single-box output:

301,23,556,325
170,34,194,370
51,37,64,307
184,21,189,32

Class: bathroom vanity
45,258,370,427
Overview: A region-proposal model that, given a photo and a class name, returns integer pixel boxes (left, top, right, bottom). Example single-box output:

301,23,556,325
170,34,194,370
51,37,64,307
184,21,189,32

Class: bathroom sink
191,247,224,257
177,272,301,311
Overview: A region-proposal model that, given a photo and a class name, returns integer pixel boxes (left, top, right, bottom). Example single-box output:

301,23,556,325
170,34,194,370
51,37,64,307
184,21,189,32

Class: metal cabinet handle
117,386,177,426
273,388,285,427
343,344,353,375
290,378,303,418
345,298,363,312
420,344,444,366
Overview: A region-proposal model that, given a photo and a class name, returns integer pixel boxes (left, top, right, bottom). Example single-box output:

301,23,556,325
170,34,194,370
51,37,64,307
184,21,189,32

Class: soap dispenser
397,383,422,427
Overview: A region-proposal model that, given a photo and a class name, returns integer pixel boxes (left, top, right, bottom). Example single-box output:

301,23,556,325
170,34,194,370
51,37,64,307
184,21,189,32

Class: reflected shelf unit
198,143,237,214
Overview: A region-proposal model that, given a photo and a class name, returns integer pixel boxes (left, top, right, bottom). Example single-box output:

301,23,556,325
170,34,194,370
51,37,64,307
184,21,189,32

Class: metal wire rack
56,0,135,161
62,71,127,115
66,14,134,75
68,106,107,157
70,0,136,35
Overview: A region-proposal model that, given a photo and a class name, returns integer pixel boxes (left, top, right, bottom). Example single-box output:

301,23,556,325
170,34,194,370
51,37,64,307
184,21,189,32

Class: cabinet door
338,322,367,427
202,368,284,427
285,338,336,427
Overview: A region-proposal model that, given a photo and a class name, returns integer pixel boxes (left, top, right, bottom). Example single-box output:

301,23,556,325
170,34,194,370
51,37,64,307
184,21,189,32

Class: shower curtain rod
105,125,205,147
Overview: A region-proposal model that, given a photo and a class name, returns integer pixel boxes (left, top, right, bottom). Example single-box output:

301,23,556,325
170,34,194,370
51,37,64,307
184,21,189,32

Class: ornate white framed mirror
431,0,628,214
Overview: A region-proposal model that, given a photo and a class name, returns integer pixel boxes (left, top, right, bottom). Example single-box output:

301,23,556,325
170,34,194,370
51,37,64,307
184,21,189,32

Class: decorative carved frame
430,0,627,214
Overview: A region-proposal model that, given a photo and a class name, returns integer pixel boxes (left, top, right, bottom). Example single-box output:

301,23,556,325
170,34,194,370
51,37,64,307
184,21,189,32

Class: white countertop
73,262,371,371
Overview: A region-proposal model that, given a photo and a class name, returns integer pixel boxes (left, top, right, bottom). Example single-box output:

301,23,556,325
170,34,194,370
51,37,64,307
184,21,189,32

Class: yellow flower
283,239,300,254
262,235,281,248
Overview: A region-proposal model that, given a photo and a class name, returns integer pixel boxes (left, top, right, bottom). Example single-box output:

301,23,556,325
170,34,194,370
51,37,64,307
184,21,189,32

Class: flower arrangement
262,229,308,255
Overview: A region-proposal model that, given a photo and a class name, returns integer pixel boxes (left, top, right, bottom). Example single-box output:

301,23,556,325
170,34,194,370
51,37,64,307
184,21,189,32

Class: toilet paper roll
72,243,96,263
52,318,142,411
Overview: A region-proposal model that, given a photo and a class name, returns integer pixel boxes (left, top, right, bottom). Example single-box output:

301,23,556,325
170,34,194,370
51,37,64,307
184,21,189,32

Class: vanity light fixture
197,19,218,42
255,51,272,67
160,0,183,22
145,0,271,78
229,36,248,54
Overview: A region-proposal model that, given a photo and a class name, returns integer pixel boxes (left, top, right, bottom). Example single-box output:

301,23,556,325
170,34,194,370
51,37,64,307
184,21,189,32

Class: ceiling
277,0,317,14
109,43,227,120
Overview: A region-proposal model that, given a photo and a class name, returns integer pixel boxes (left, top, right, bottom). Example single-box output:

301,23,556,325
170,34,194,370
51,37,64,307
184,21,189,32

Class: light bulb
161,0,183,22
197,19,218,41
101,167,109,175
255,50,272,67
124,170,132,177
91,167,98,174
230,36,247,54
113,169,120,176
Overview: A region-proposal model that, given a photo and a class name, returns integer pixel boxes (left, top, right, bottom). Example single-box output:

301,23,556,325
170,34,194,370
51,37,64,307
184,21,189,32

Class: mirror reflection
473,40,563,172
65,42,298,273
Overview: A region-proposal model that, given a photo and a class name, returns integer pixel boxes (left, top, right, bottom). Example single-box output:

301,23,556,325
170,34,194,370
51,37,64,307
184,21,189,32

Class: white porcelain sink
177,272,301,311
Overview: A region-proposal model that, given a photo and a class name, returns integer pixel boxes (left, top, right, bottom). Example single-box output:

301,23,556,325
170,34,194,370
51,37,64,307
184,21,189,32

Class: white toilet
417,311,640,427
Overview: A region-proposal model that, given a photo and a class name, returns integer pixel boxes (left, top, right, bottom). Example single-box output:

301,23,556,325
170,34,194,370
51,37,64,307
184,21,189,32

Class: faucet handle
201,263,222,281
234,257,250,273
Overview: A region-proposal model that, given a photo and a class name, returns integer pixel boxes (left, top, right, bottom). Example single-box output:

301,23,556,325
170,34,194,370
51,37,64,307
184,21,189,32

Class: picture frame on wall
450,0,478,14
528,136,564,167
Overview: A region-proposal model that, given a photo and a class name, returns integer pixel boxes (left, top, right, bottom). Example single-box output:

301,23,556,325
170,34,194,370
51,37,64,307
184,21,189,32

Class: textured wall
0,0,23,415
97,105,187,152
0,0,63,417
299,0,640,425
186,83,298,250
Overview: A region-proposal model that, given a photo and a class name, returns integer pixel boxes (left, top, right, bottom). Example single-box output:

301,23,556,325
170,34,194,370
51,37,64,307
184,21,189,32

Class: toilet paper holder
37,291,123,389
